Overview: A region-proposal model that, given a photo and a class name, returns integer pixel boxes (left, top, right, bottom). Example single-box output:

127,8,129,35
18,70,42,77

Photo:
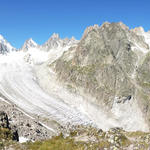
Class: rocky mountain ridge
1,23,150,55
51,22,150,132
0,33,78,55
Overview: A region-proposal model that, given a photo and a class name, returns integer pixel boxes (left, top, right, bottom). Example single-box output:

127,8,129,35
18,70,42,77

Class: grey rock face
53,22,150,130
54,22,138,104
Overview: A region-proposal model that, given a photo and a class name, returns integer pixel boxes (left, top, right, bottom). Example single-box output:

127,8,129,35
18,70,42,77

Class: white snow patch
19,137,29,143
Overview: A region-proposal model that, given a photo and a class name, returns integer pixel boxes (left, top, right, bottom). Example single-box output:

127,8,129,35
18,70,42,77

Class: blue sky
0,0,150,48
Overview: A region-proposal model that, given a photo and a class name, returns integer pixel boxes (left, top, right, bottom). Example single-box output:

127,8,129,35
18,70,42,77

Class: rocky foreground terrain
0,97,55,141
1,111,150,150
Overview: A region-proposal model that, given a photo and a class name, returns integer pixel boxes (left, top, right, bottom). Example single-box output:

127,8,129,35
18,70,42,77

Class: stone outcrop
11,125,19,141
0,100,56,142
0,111,9,128
0,111,19,141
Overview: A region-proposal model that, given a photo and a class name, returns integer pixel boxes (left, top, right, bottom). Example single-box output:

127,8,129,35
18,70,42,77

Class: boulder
10,125,19,142
0,111,19,141
0,111,9,128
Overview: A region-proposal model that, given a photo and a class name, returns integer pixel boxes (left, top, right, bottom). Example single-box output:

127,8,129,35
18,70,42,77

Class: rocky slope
0,97,56,142
48,22,150,132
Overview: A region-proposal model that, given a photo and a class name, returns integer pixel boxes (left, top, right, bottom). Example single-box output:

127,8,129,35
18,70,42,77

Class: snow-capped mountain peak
0,34,5,41
0,34,16,54
50,33,60,39
131,27,145,34
27,38,37,46
21,38,38,51
131,27,150,48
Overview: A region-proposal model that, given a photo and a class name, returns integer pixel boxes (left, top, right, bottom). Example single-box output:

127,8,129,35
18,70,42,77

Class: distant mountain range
0,33,78,54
